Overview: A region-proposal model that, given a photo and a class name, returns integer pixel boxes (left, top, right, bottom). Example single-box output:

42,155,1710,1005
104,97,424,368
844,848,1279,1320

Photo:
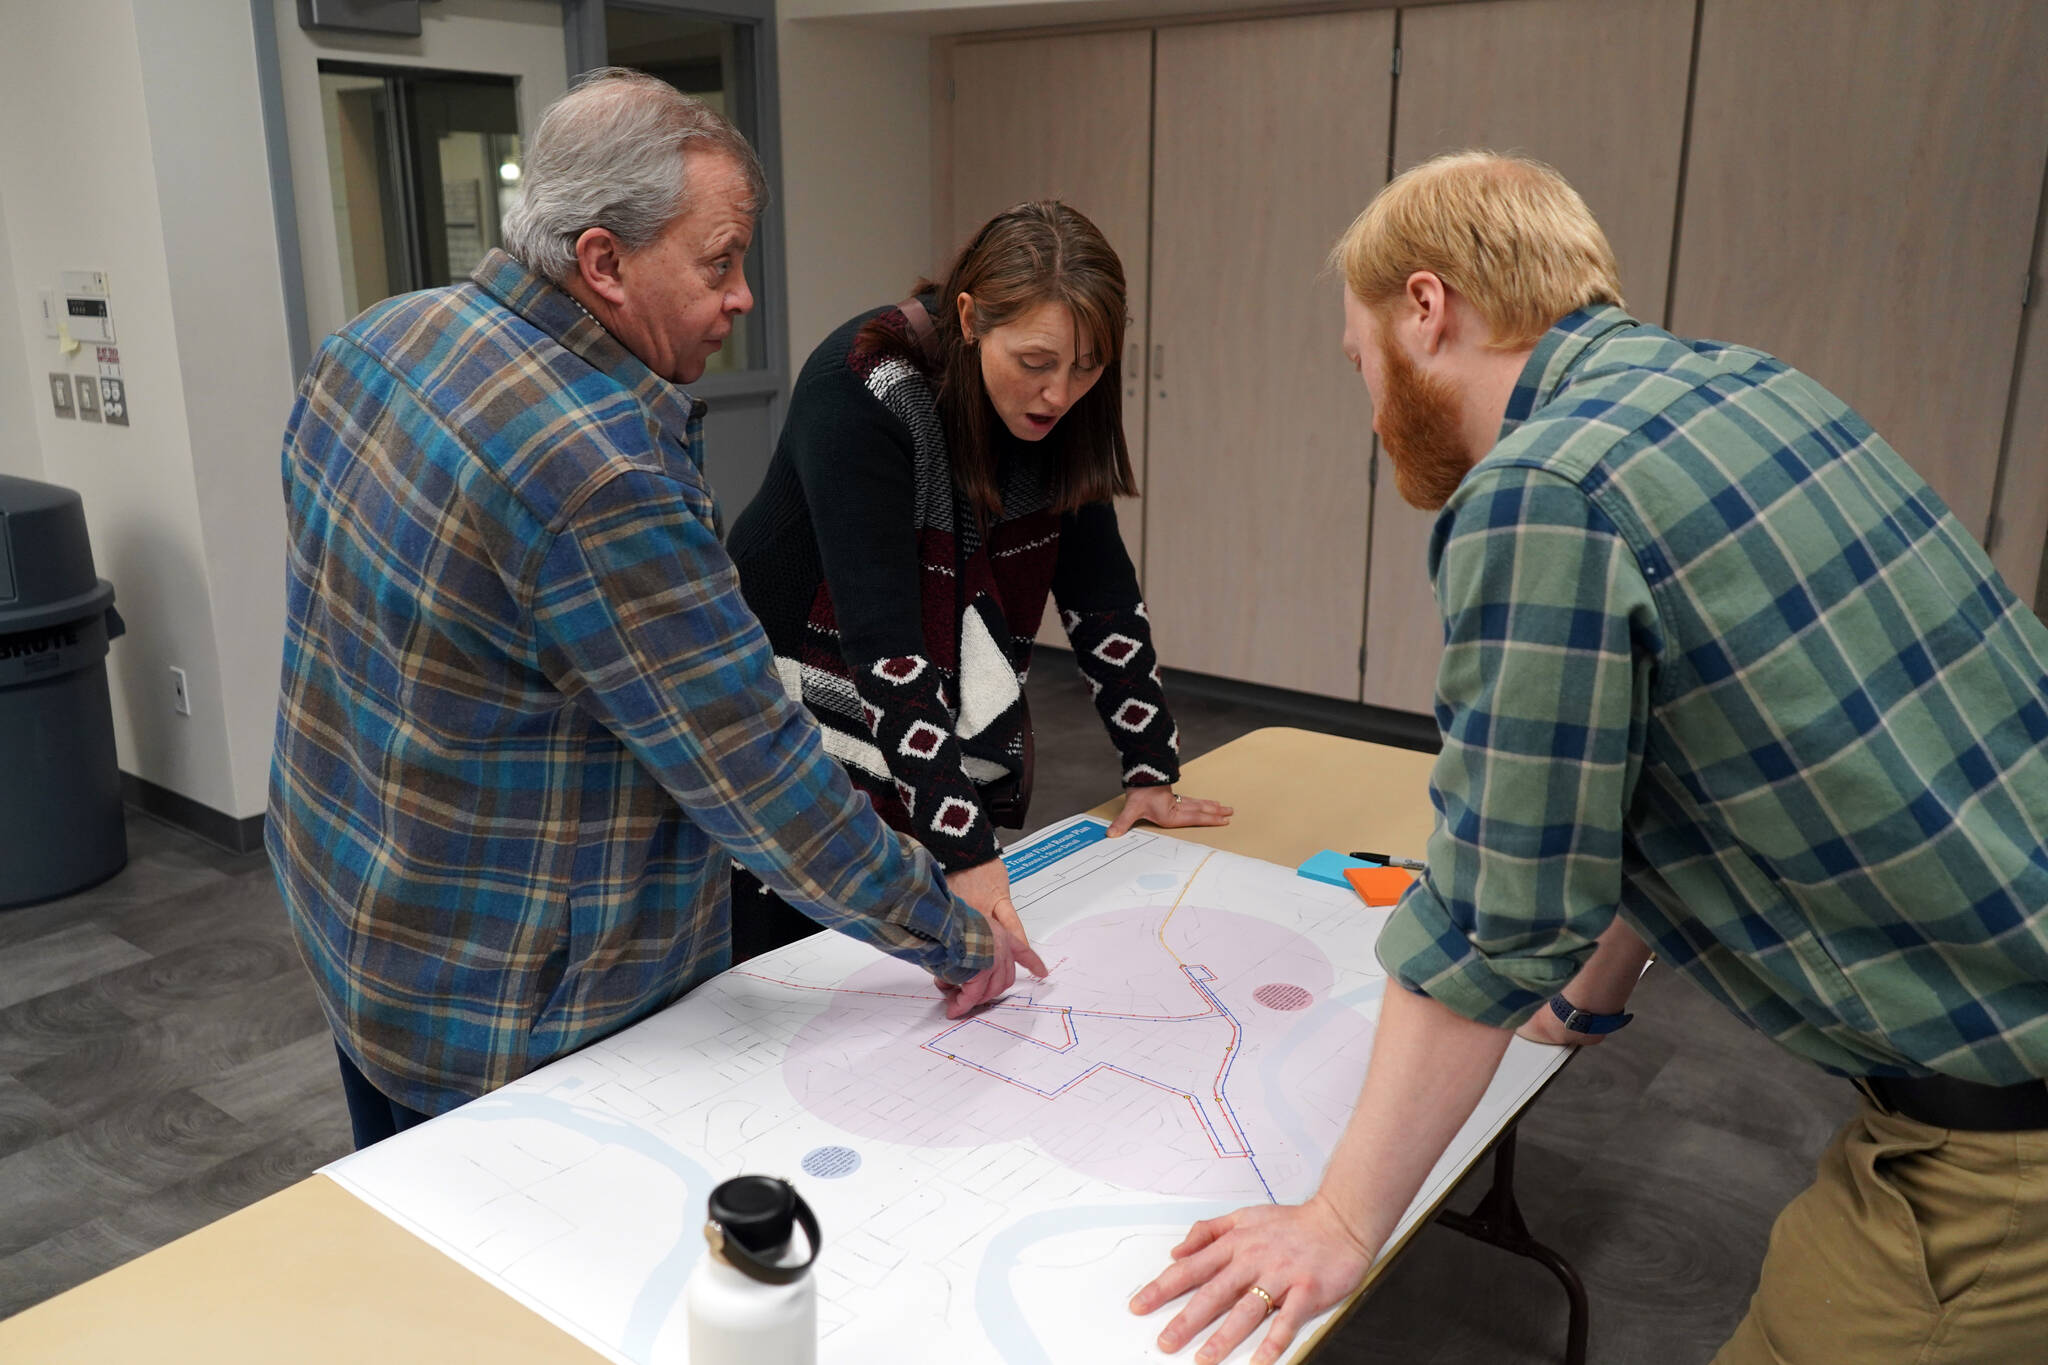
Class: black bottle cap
708,1175,797,1258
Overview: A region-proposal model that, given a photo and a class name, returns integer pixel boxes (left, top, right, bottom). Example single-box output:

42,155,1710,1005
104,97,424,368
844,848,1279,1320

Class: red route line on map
731,868,1263,1165
920,1045,1250,1160
733,964,1257,1159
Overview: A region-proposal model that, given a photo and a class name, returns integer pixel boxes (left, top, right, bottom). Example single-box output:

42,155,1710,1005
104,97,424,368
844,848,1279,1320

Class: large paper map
325,817,1568,1363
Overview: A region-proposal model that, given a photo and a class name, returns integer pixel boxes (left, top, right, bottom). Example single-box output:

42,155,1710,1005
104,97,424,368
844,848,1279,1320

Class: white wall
777,20,937,368
0,185,40,482
132,1,300,821
0,0,251,815
271,0,569,345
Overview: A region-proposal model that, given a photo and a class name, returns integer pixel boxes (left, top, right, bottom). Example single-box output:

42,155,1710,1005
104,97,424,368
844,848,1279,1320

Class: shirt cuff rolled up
1374,874,1582,1029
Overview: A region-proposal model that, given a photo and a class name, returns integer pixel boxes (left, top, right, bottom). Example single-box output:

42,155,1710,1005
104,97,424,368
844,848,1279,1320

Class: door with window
276,0,569,347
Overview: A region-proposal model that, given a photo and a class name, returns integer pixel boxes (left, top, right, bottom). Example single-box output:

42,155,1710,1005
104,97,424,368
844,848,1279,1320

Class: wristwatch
1549,994,1634,1036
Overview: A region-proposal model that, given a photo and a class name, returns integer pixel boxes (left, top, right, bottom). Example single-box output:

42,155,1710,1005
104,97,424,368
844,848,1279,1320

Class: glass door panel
604,5,761,373
318,63,522,317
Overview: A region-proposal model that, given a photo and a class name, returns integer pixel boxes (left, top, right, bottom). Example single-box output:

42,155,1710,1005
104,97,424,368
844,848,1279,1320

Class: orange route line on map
1154,850,1216,970
1147,852,1250,1149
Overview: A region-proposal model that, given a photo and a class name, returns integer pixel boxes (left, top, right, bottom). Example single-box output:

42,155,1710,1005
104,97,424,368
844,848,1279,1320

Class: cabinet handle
1152,344,1165,380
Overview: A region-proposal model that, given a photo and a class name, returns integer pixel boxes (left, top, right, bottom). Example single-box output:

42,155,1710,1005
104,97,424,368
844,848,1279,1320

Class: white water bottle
686,1175,820,1365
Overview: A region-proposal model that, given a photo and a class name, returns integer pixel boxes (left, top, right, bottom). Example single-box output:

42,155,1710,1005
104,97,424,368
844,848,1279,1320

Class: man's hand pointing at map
939,858,1050,1018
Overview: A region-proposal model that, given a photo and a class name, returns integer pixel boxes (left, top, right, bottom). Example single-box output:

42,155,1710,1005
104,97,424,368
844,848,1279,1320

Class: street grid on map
326,818,1567,1365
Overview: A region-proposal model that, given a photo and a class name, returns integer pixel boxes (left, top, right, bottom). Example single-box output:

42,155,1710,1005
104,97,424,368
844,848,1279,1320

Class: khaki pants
1715,1098,2048,1365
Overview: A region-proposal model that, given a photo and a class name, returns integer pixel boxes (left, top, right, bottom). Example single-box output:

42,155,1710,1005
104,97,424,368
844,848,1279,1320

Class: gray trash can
0,474,128,909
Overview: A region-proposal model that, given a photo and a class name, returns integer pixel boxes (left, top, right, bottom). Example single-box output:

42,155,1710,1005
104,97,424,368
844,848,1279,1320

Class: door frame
563,0,790,424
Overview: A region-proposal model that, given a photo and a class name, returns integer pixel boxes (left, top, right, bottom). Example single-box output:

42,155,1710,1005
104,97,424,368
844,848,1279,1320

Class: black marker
1349,850,1427,872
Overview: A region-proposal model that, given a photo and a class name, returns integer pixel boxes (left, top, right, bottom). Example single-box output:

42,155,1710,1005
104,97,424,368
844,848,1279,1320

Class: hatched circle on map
801,1145,863,1178
781,904,1375,1202
1253,983,1313,1011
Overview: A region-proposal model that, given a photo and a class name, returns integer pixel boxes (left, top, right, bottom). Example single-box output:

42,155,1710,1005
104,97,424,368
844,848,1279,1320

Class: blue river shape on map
976,1202,1241,1365
461,1087,714,1363
1257,977,1386,1190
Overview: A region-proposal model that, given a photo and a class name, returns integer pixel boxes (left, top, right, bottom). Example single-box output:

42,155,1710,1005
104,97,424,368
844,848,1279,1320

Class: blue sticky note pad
1297,849,1372,887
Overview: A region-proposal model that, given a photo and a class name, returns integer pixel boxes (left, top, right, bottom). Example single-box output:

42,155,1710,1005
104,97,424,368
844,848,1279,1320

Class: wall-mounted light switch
73,374,100,422
48,373,74,419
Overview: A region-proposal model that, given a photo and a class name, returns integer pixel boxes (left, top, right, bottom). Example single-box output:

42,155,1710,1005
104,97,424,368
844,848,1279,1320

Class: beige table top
0,727,1443,1364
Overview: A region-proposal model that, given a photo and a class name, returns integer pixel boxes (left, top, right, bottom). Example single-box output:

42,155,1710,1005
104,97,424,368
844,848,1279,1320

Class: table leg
1432,1127,1589,1365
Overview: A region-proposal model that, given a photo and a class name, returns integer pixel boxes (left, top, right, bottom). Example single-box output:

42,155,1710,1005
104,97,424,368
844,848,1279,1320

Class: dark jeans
334,1041,432,1150
730,865,825,964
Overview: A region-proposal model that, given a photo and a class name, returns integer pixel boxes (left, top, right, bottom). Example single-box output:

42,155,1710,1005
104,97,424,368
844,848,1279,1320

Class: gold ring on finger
1245,1285,1276,1315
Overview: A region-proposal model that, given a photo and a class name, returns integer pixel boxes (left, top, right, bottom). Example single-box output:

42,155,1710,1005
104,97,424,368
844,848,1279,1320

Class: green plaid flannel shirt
1378,306,2048,1086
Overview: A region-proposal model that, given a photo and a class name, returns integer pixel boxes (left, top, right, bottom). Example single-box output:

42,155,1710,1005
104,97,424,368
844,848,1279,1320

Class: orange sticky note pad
1344,865,1415,906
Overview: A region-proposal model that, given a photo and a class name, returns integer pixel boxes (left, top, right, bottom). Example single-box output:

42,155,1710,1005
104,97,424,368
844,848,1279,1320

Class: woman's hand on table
1109,785,1235,837
938,856,1049,1018
1129,1194,1374,1365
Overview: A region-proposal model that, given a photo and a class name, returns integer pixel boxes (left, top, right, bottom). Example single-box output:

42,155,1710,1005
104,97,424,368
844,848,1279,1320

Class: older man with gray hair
270,68,1042,1149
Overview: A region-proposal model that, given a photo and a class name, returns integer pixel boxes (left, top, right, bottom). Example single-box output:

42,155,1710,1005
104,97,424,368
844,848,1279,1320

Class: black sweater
728,302,1181,870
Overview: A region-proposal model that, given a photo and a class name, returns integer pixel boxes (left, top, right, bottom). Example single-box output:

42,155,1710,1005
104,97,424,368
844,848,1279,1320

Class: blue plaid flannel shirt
269,250,991,1114
1378,306,2048,1086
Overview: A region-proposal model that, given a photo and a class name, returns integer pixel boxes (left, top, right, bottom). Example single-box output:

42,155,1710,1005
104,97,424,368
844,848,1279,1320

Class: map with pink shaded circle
755,904,1377,1203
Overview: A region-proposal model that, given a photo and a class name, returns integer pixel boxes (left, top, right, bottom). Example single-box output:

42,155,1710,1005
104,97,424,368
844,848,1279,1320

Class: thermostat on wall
63,296,114,345
59,271,113,345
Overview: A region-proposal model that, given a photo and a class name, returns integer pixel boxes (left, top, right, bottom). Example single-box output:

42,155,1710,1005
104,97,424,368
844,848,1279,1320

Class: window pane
321,67,520,316
320,71,408,315
433,130,523,281
606,5,762,373
407,77,522,289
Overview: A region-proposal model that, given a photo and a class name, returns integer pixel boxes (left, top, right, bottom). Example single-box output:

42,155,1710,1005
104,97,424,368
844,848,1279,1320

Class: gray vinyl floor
0,660,1859,1363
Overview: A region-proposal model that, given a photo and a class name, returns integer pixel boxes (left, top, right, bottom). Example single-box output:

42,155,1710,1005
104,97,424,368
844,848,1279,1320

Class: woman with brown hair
727,200,1230,960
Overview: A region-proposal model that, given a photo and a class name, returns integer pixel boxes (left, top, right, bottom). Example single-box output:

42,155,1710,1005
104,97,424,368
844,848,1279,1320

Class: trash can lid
0,474,116,632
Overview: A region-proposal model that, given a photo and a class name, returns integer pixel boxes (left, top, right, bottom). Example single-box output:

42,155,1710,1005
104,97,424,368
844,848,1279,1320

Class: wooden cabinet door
1990,208,2048,612
1362,0,1696,715
1671,0,2048,542
1146,11,1395,699
945,32,1154,647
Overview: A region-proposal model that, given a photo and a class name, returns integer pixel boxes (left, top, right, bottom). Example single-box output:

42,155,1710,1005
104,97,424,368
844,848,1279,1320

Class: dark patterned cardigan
727,302,1181,872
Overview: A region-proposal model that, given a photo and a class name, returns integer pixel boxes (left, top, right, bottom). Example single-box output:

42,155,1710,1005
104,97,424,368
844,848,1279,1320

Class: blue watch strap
1549,994,1633,1036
